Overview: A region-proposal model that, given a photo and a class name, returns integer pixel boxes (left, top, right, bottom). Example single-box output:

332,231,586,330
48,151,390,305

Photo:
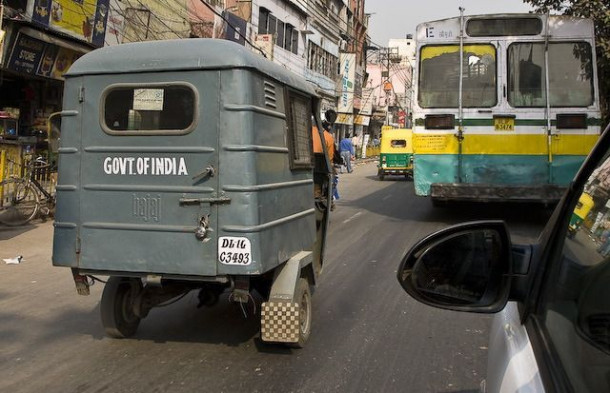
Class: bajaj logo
133,194,161,222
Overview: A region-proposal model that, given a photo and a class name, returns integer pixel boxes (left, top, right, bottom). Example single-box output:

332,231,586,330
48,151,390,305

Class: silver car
397,124,610,392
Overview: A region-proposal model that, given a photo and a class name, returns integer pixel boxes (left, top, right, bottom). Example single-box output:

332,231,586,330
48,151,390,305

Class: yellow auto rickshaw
378,128,413,180
567,192,594,238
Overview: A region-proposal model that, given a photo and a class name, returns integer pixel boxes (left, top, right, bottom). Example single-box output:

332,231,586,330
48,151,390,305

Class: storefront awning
5,27,93,81
19,27,92,54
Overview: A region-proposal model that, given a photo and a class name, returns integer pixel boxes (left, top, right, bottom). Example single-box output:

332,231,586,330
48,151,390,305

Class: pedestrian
312,124,335,200
598,225,610,257
339,133,355,173
321,121,336,164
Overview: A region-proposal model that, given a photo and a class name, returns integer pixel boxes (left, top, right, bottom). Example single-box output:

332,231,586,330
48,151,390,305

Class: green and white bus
412,12,602,203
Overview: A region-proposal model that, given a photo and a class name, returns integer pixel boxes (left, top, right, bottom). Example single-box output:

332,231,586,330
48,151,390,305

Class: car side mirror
397,221,512,313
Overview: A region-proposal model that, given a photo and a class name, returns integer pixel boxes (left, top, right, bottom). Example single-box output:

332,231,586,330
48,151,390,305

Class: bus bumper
430,183,566,204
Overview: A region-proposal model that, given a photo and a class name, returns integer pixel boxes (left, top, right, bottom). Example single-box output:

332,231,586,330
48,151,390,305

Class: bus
411,12,602,203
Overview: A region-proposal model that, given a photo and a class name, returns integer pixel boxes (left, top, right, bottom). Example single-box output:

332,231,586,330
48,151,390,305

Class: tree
523,0,610,123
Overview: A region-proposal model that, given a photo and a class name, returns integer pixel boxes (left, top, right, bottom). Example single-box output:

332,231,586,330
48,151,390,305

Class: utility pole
379,47,401,126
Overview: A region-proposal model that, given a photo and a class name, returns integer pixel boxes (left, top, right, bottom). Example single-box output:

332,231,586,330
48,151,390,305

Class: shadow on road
0,222,38,241
341,180,554,241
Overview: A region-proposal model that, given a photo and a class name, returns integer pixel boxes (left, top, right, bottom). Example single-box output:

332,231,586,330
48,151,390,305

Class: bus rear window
418,44,497,108
391,140,407,148
103,84,197,135
467,18,542,36
508,42,594,108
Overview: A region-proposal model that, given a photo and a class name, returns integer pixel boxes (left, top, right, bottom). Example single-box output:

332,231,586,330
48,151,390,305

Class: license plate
494,117,515,131
218,236,252,265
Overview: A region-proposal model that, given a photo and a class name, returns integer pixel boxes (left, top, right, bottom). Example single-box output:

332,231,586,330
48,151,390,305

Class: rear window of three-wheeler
102,84,197,135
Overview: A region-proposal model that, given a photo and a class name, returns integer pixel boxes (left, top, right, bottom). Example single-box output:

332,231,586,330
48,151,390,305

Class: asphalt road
0,161,552,393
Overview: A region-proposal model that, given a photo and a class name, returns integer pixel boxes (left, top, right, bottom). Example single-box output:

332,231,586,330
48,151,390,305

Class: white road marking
343,212,363,224
382,194,392,200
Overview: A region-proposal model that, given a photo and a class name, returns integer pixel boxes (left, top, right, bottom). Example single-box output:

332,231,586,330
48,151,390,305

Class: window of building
268,15,277,35
102,84,197,135
291,27,299,54
277,20,285,50
307,42,338,79
258,8,270,35
284,24,298,54
257,7,298,54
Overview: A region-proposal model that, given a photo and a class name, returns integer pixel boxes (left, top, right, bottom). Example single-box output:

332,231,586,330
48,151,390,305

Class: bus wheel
290,278,312,348
101,277,143,338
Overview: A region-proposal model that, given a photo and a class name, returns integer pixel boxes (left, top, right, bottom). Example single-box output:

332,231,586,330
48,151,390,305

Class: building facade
365,36,414,137
0,1,109,142
0,0,368,146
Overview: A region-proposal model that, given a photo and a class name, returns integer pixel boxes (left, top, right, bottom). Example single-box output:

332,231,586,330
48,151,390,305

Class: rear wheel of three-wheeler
290,278,312,348
101,277,143,338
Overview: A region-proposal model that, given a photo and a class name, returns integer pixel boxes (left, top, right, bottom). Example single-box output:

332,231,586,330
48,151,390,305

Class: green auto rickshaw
568,192,594,238
378,128,413,180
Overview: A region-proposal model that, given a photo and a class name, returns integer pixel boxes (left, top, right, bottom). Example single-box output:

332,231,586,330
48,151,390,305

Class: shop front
0,20,94,177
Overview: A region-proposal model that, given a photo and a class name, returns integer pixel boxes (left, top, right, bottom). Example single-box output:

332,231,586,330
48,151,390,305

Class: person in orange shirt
312,123,335,162
313,122,337,207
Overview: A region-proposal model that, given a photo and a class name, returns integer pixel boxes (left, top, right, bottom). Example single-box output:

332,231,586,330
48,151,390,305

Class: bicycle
0,156,56,226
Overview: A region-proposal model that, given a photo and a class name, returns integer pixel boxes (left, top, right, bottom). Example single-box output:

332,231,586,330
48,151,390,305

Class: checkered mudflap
261,301,300,343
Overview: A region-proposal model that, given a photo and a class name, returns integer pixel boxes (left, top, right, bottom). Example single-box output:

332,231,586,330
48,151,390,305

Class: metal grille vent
264,81,277,109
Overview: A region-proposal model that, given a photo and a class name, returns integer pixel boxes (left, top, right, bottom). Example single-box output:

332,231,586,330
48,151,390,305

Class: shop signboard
223,12,246,46
6,33,45,75
335,113,353,125
354,115,370,126
32,0,110,47
105,0,125,45
7,32,81,80
338,53,355,113
255,34,274,60
398,110,406,127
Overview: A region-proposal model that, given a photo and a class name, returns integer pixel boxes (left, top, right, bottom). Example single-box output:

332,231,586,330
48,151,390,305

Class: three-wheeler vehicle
377,128,413,180
52,39,333,347
567,192,594,239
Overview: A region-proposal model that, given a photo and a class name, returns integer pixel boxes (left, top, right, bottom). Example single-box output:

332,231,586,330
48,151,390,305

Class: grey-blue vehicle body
52,39,320,279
